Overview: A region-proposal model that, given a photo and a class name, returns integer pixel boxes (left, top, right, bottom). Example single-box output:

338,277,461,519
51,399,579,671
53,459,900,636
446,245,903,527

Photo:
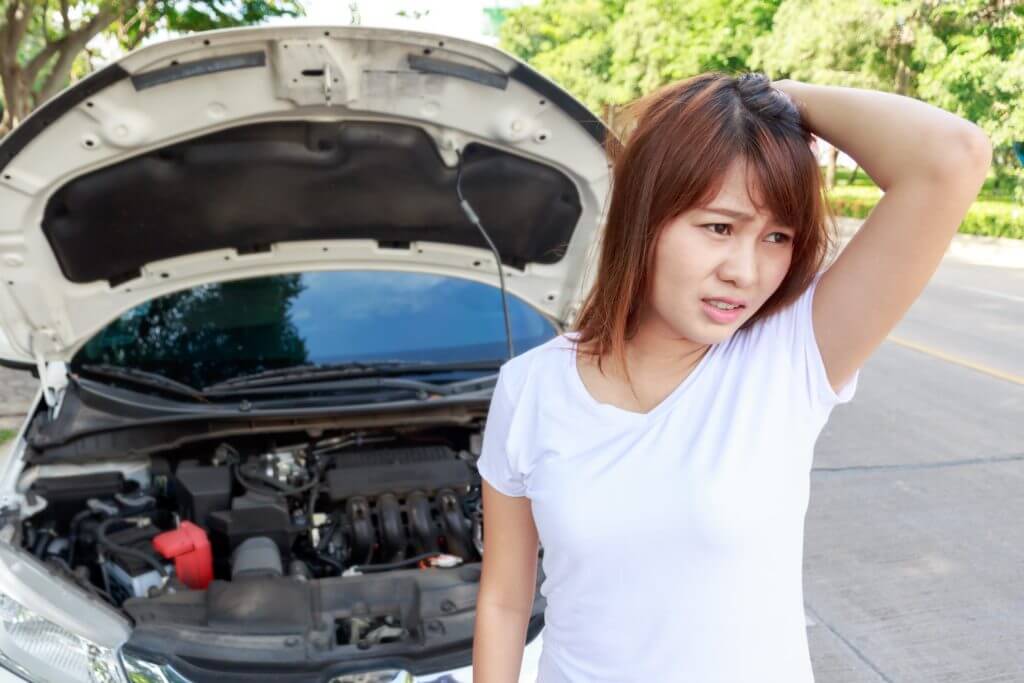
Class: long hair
571,71,837,385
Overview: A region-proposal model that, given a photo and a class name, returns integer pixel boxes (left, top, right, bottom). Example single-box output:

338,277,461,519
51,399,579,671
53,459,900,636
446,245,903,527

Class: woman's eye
702,224,792,244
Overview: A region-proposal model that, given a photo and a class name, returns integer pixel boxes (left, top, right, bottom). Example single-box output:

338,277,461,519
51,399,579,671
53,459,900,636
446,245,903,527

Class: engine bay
13,425,526,659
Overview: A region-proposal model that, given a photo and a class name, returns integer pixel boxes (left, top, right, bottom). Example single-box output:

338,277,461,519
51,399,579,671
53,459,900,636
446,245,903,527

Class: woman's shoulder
498,332,576,394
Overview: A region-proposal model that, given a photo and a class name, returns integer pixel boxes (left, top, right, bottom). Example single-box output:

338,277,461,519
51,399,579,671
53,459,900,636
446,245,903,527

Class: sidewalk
834,216,1024,269
0,368,36,430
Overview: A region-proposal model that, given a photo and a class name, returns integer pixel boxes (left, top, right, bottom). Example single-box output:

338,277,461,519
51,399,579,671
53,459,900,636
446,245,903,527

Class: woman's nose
717,240,759,289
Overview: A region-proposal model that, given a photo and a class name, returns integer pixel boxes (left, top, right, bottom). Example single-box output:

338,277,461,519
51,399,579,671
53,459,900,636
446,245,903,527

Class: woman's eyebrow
700,206,793,230
701,205,756,220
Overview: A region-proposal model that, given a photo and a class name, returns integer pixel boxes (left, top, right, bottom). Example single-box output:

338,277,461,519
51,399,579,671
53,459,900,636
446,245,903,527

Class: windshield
72,270,559,387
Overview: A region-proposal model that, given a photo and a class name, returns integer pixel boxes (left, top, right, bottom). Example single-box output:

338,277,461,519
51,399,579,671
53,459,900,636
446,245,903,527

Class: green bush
827,188,1024,240
959,201,1024,240
828,194,876,220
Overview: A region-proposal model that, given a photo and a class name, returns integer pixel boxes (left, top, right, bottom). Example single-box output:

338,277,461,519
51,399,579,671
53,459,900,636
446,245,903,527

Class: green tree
752,0,1024,195
0,0,304,135
500,0,1022,199
499,0,779,126
499,0,625,117
605,0,779,103
749,0,913,186
911,0,1024,200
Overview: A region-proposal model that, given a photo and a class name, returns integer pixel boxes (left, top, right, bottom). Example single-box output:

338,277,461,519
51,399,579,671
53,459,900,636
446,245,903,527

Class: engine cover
325,446,472,502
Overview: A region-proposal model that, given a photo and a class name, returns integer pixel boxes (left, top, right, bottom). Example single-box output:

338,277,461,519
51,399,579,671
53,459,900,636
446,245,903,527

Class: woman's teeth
707,300,740,310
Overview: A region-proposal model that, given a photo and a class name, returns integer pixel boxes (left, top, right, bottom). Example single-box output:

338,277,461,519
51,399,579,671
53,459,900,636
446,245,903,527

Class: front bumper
120,628,545,682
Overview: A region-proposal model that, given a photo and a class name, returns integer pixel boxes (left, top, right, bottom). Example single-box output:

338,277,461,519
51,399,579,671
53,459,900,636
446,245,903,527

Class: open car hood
0,24,611,365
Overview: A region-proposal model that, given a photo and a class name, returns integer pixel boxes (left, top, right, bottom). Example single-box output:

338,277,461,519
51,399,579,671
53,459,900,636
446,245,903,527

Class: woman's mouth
701,299,745,324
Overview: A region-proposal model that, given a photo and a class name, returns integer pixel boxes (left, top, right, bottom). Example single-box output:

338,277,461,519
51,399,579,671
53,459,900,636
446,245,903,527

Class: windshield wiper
202,359,504,392
75,364,209,403
203,375,494,400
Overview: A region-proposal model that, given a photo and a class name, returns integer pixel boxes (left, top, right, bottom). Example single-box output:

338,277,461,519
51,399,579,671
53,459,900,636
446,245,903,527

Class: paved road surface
807,259,1024,682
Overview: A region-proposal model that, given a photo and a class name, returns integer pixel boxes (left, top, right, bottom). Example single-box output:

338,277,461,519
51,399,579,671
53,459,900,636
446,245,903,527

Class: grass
0,429,13,444
826,166,1023,240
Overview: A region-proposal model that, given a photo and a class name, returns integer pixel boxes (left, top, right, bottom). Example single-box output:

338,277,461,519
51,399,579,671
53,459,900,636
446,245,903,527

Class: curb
834,217,1024,269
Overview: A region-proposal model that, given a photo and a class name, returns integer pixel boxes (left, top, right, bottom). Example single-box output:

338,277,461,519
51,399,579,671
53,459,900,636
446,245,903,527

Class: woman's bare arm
772,80,992,395
472,480,540,682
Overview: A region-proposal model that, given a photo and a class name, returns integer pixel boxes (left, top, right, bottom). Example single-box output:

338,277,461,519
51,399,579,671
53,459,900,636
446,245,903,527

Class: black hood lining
42,119,584,284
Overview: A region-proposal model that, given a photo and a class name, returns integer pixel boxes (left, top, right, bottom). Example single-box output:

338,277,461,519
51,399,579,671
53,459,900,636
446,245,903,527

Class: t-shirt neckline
564,332,720,422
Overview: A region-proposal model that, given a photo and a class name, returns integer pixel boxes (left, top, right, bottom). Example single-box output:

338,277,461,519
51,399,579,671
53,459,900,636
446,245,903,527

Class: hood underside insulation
42,120,583,284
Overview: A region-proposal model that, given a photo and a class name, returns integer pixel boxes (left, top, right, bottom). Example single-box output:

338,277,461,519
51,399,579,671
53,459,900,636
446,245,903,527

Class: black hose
66,508,98,568
32,528,54,558
232,463,321,498
350,551,442,574
307,483,320,522
96,518,168,578
315,551,345,574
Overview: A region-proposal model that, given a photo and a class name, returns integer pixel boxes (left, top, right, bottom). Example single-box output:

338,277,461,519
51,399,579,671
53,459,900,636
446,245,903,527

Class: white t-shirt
476,271,860,682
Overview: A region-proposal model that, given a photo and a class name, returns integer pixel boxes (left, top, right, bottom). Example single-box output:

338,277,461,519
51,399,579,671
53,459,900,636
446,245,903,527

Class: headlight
0,592,127,683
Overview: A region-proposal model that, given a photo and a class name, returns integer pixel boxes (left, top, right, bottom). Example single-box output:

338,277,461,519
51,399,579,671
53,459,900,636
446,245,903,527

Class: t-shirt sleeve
754,270,860,413
794,270,860,410
475,365,527,497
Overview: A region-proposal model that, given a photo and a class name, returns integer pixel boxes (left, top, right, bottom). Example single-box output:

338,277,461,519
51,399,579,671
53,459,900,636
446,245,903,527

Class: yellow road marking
887,335,1024,385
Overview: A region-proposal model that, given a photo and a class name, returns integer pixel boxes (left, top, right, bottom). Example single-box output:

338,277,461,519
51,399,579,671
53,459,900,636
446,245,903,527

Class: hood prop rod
455,147,514,360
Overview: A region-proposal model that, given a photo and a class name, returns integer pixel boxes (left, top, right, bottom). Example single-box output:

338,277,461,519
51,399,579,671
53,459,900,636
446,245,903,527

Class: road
806,259,1024,682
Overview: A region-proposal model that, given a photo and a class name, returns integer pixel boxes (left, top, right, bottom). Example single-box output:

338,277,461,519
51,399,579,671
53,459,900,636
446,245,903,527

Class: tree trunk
0,0,36,136
0,65,34,136
826,145,839,188
845,164,860,185
37,6,119,104
0,3,120,135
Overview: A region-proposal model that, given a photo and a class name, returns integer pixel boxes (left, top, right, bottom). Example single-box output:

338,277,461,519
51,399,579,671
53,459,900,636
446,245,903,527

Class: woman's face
641,157,796,344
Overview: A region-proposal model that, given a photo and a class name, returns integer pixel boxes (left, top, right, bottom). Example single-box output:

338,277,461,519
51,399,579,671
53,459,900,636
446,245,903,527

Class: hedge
827,189,1024,240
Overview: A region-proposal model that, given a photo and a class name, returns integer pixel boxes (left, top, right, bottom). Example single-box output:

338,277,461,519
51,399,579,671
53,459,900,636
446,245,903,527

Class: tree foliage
911,0,1024,196
498,0,624,115
499,0,1024,196
749,0,908,92
606,0,779,103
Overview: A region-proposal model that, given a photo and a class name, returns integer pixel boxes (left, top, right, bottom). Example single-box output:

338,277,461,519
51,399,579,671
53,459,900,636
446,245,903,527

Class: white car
0,24,610,683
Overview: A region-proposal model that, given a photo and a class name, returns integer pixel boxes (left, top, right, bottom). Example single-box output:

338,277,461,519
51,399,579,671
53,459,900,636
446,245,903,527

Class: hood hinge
30,328,68,408
33,355,68,408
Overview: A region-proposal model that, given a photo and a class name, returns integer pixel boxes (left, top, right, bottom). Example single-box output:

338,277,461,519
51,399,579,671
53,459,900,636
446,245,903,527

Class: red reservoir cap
152,521,213,589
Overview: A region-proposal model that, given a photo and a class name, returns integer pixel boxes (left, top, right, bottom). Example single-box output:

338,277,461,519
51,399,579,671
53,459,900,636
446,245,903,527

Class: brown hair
571,71,837,384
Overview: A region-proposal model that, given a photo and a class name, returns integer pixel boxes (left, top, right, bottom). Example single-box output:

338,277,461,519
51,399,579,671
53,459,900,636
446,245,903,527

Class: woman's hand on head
769,78,814,141
770,79,804,113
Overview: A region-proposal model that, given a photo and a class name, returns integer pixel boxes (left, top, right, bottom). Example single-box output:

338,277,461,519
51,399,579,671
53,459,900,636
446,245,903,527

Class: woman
471,72,991,682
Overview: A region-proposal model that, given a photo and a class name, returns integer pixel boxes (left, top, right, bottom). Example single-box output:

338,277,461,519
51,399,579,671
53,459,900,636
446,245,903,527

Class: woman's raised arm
772,79,992,395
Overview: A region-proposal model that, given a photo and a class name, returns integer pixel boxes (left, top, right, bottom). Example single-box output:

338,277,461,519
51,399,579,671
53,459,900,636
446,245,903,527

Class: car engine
15,428,492,648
